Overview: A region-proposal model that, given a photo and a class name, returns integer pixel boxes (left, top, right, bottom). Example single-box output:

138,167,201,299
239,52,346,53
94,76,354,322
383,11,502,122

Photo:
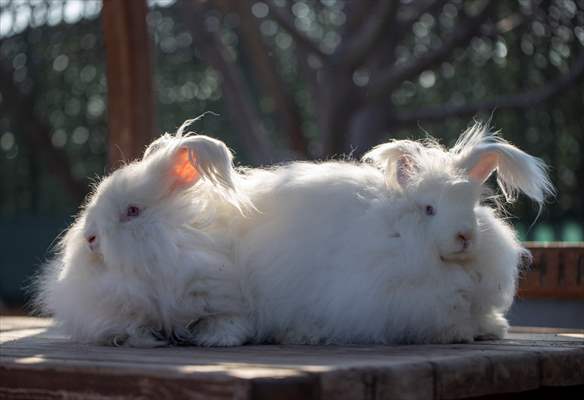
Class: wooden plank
540,349,584,387
102,0,155,167
518,243,584,299
510,325,584,337
320,364,434,400
563,251,580,291
1,318,584,400
0,365,250,400
433,351,540,399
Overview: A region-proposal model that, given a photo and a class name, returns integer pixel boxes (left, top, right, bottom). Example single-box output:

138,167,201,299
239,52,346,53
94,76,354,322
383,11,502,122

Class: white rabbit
196,122,553,345
34,121,252,347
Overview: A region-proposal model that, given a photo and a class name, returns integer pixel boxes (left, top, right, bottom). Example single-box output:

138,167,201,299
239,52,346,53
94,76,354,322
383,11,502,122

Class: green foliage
0,10,107,215
0,0,583,237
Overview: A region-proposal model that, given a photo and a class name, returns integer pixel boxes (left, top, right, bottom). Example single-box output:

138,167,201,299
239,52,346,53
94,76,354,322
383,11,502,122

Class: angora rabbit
197,122,553,345
34,121,251,347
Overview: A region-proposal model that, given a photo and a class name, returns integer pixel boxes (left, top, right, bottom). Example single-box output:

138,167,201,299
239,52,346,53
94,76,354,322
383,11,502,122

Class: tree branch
393,52,584,126
226,0,308,157
265,0,328,61
394,0,448,44
180,1,274,164
341,0,376,37
341,0,399,70
366,1,495,102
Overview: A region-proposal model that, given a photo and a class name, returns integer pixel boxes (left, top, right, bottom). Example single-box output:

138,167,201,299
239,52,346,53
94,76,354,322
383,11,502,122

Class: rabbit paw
474,313,509,341
435,288,475,343
190,316,250,347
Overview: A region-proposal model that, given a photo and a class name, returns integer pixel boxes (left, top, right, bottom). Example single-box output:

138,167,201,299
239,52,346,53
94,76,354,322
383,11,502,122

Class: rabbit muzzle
86,234,99,253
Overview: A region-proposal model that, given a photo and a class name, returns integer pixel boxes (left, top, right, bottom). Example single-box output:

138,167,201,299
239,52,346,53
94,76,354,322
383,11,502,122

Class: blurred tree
4,0,582,308
0,0,583,231
0,61,85,203
0,2,107,210
181,0,584,159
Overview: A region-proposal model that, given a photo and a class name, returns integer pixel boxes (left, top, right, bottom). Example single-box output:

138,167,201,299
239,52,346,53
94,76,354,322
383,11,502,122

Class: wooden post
102,0,155,167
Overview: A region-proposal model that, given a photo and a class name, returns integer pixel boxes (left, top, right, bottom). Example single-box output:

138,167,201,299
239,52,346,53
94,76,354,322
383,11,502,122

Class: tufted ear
167,135,237,192
143,133,253,213
143,114,222,160
362,140,423,188
143,133,174,159
454,125,554,204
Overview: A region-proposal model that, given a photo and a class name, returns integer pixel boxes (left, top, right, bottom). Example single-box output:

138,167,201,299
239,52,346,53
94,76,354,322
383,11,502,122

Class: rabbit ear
454,125,554,204
149,134,253,213
169,135,236,192
362,141,422,188
143,133,173,159
396,154,416,187
144,115,216,159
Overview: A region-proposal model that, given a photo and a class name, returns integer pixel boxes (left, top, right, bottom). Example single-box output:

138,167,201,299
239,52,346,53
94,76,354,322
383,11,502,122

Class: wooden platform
1,317,583,399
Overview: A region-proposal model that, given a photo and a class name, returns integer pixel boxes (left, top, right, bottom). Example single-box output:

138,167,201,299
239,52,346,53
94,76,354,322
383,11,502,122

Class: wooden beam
519,243,584,300
102,0,155,167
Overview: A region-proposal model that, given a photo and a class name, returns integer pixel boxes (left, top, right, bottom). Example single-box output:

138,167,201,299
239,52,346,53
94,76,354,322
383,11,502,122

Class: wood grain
1,317,583,399
518,243,584,300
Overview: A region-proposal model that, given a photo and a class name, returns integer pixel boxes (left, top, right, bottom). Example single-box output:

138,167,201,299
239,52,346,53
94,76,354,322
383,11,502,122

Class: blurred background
0,0,583,314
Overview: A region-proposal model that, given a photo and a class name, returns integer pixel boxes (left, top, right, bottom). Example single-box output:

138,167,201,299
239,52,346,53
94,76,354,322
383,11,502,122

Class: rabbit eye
126,205,141,218
425,205,435,216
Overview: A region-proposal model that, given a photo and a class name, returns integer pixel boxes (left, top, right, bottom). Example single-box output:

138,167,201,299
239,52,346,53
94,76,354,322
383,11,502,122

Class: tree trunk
102,0,155,167
349,103,396,157
320,69,362,156
227,1,308,158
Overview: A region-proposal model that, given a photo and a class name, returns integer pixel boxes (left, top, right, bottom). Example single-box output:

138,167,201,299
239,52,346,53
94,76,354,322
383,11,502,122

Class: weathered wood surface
519,243,584,300
1,317,583,399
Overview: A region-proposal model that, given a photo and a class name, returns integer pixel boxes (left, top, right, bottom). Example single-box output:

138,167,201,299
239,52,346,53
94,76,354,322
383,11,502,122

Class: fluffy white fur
37,120,553,347
195,122,553,345
34,123,252,347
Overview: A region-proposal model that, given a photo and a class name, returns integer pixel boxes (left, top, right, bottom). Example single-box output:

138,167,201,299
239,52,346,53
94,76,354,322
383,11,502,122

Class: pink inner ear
172,148,200,186
396,155,415,187
468,152,498,183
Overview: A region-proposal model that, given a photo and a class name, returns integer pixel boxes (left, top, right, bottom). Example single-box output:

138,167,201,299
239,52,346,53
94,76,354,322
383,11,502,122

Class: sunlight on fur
34,124,252,347
34,120,553,347
220,121,554,345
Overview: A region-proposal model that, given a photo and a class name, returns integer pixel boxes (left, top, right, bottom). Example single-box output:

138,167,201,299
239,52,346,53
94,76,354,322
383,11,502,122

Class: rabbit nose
87,235,98,251
457,231,473,249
